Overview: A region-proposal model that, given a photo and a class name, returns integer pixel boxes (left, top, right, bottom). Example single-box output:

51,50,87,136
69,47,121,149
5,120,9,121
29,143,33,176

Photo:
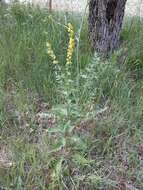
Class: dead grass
0,145,13,170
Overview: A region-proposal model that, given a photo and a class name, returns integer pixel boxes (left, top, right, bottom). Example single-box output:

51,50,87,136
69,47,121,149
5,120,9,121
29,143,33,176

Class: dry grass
0,145,13,170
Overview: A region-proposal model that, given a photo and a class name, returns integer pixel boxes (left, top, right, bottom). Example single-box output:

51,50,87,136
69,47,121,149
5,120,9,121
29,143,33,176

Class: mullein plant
46,40,63,103
46,22,75,65
46,22,77,113
66,23,75,65
46,42,58,64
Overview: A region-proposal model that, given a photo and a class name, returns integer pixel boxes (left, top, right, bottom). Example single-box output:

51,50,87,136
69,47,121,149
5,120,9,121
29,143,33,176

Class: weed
0,3,143,190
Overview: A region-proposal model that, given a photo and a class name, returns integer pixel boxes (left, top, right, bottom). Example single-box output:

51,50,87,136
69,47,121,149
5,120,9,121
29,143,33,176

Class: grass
0,2,143,190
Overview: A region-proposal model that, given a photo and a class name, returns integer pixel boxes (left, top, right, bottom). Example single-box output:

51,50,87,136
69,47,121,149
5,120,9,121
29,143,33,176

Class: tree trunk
49,0,52,11
46,0,52,11
89,0,127,55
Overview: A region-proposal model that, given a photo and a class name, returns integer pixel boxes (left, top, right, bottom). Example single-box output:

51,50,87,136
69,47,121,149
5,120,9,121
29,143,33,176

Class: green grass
0,3,143,190
121,16,143,78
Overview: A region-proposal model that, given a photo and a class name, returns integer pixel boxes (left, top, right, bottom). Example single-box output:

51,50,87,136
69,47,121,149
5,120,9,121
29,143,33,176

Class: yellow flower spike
68,23,74,31
66,23,75,65
46,42,58,65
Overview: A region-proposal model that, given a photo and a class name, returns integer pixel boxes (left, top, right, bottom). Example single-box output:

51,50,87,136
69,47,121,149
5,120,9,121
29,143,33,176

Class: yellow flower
46,42,51,48
46,42,58,65
67,23,74,32
53,60,58,64
66,23,75,65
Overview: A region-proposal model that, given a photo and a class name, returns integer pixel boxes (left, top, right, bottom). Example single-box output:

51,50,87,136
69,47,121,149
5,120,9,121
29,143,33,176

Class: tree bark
89,0,127,55
49,0,52,11
46,0,52,11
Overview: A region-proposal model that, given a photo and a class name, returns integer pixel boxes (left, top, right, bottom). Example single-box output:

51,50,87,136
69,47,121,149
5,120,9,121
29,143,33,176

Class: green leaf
87,174,102,184
72,154,91,166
